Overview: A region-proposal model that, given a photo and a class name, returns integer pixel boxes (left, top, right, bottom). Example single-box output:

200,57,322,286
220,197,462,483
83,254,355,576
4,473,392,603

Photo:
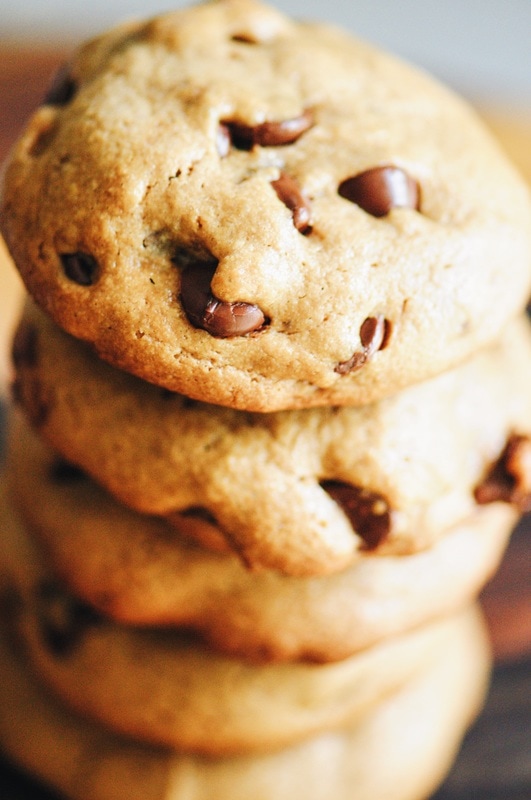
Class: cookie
0,490,479,755
2,0,530,412
12,301,531,575
0,602,490,800
4,412,517,664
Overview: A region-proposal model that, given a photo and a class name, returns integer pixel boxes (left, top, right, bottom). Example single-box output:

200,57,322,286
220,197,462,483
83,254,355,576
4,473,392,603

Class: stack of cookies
0,1,530,798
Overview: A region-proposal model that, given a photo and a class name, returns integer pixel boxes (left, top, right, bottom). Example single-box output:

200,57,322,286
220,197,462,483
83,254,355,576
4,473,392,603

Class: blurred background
1,0,531,111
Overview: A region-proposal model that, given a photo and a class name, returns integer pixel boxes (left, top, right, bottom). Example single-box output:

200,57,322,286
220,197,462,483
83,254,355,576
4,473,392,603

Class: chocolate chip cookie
2,0,530,411
0,486,482,755
12,301,531,575
0,605,490,800
4,412,517,663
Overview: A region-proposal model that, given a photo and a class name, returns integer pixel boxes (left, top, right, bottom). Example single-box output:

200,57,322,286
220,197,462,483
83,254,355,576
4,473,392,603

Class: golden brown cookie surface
0,488,483,755
12,301,531,575
2,0,530,411
0,605,489,800
4,414,517,663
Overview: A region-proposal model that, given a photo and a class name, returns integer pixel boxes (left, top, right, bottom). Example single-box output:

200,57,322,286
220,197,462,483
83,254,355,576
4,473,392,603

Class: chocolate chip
359,316,386,351
321,480,391,550
474,434,531,511
180,262,267,338
335,315,391,374
50,458,86,483
36,580,102,658
11,321,38,369
43,64,77,107
223,122,254,151
338,166,420,217
181,506,218,526
271,172,312,234
231,33,259,44
60,252,99,286
223,110,314,150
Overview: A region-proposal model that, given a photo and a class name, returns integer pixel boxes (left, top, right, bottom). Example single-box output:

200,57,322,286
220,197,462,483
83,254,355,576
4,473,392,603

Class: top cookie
1,0,530,411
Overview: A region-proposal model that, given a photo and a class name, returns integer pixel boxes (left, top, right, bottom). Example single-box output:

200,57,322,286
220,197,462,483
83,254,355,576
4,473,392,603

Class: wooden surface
0,46,530,800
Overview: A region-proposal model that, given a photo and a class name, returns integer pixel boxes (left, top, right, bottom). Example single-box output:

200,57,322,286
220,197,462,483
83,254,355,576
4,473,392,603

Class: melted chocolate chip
223,110,314,151
474,434,531,511
11,321,38,369
43,64,77,107
271,172,312,234
338,166,420,217
36,581,102,658
335,315,391,375
359,316,386,351
231,33,260,44
321,480,391,550
60,252,99,286
50,458,86,483
181,506,218,526
180,263,267,338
